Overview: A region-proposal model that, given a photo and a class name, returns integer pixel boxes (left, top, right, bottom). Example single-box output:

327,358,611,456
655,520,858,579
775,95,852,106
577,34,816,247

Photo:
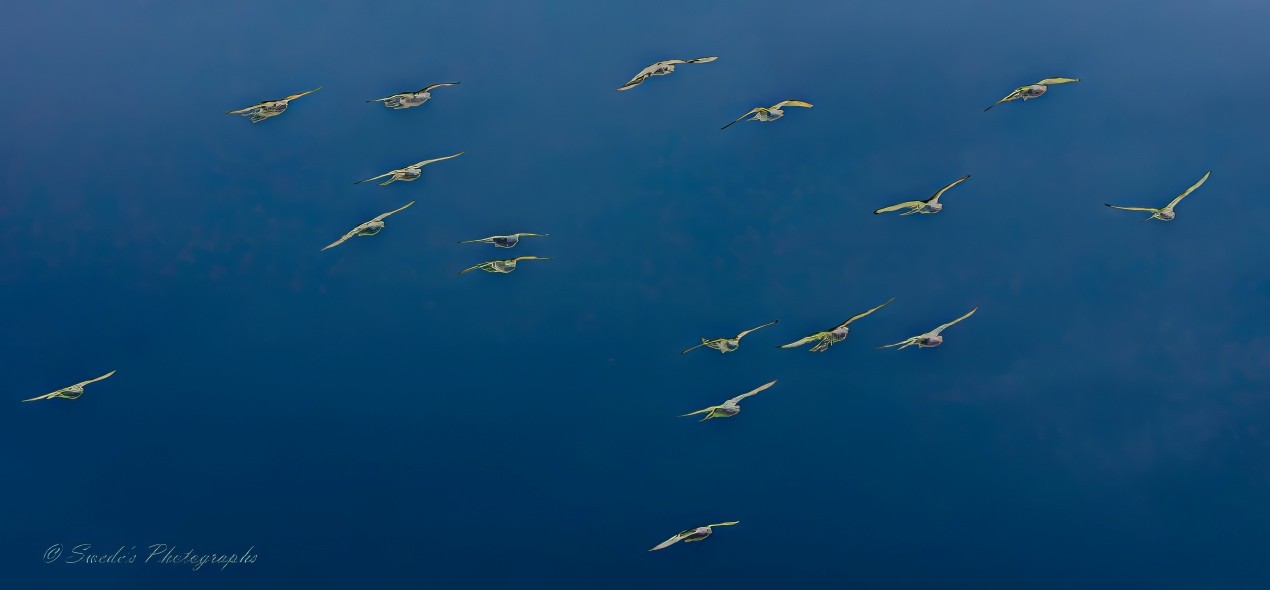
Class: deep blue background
3,1,1269,588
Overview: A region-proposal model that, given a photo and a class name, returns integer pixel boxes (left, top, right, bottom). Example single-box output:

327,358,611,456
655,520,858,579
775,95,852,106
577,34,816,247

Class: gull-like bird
21,370,116,402
681,320,778,355
322,201,415,251
225,87,321,123
649,522,740,551
458,233,549,248
1105,170,1211,222
721,100,813,129
779,298,895,352
984,78,1079,111
617,56,718,91
354,152,464,186
879,307,977,350
679,380,776,422
367,82,459,109
874,175,971,216
458,256,550,275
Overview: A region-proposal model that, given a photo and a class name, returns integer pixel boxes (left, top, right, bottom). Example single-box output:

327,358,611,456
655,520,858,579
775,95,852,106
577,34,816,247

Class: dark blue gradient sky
3,1,1269,588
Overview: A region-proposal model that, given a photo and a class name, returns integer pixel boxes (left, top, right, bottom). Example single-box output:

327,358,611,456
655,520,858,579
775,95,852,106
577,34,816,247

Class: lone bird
21,370,116,402
649,522,740,551
681,320,778,355
984,78,1079,111
617,56,718,91
226,87,321,123
679,380,777,422
879,307,977,350
458,256,551,275
367,82,459,109
458,233,549,248
722,100,813,129
354,152,464,186
779,298,894,352
322,201,414,251
1105,170,1211,222
874,175,971,216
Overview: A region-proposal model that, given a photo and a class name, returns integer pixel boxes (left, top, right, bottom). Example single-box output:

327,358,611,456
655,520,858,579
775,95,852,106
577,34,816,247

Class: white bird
681,320,778,355
779,298,894,352
879,307,977,350
721,100,813,129
367,82,459,109
678,380,777,422
649,522,740,551
617,56,718,91
21,370,116,402
225,87,321,123
458,256,551,275
984,77,1079,111
322,201,415,251
874,175,971,216
354,152,464,186
458,233,549,248
1105,170,1211,222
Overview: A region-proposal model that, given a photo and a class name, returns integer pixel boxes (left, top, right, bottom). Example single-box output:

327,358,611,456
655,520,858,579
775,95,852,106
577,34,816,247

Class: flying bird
367,82,459,109
321,201,415,251
649,522,740,551
879,307,977,350
1105,170,1211,222
354,152,464,186
21,370,116,402
681,320,778,355
779,298,895,352
874,175,971,216
678,380,777,422
458,233,549,248
721,100,813,129
225,87,321,123
617,56,718,91
458,256,551,275
984,78,1079,111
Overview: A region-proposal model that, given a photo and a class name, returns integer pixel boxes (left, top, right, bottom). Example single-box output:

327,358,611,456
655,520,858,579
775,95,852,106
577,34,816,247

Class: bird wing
983,88,1023,111
683,56,718,64
321,227,362,251
617,65,658,91
420,82,460,93
778,333,825,349
458,261,493,275
727,380,776,405
735,320,778,339
413,152,464,168
283,87,322,101
706,521,740,528
1035,77,1079,85
681,339,713,355
512,256,550,262
373,201,415,222
649,532,687,551
873,200,925,214
514,233,548,238
1165,170,1211,210
931,307,978,336
1104,204,1159,212
678,406,717,419
927,174,971,204
366,94,402,103
721,109,759,130
773,100,813,109
839,297,895,328
877,337,915,349
459,236,496,244
79,370,117,387
354,171,394,185
225,103,263,114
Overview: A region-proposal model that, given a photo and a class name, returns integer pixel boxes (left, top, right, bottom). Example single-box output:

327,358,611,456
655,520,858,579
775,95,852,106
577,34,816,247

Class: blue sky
2,1,1269,588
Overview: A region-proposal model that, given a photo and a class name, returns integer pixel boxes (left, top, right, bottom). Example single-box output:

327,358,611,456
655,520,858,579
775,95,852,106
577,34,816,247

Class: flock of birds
23,54,1215,554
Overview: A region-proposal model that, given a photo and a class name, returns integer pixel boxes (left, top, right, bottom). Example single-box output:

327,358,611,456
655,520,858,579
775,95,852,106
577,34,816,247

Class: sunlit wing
928,175,971,203
1104,204,1158,212
459,236,496,244
458,262,492,275
727,380,776,405
321,228,360,251
681,339,713,355
618,66,656,91
373,201,415,221
1035,77,1079,85
773,100,813,109
283,87,322,101
840,297,895,328
354,171,393,185
514,233,548,238
678,406,716,419
735,320,778,339
684,56,718,64
1165,170,1211,209
874,200,924,214
706,521,740,528
225,104,261,114
721,109,759,130
983,89,1021,111
414,152,465,168
366,93,405,103
778,333,825,349
877,336,916,349
80,370,116,387
421,82,460,93
649,532,686,551
512,256,550,262
931,307,978,336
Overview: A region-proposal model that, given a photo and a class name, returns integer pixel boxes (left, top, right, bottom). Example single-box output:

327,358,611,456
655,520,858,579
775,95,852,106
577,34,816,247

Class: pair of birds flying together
226,82,459,123
616,56,814,129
